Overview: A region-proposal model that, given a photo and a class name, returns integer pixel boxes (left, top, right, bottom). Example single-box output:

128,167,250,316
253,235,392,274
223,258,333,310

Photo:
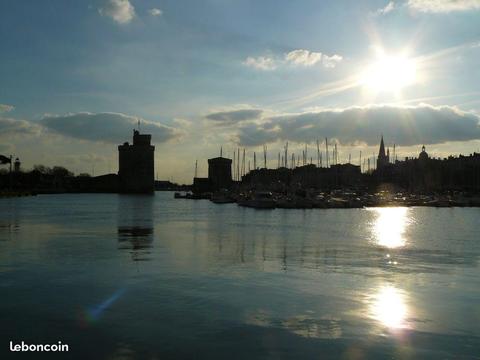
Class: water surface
1,193,479,359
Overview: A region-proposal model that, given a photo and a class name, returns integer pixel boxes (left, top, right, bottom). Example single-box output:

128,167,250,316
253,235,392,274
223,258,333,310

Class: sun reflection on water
370,286,409,329
371,207,410,248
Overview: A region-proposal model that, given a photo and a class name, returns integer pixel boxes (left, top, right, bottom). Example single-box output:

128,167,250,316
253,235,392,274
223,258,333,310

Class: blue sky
1,0,480,182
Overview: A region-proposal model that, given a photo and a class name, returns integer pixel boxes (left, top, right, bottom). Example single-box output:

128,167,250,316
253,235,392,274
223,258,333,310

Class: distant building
330,163,362,186
377,135,389,169
419,145,429,164
208,156,232,191
74,174,119,193
14,158,21,172
190,156,233,194
118,130,155,193
193,177,211,194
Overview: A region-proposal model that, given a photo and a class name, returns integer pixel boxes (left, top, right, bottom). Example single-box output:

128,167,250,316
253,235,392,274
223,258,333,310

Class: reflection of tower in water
117,195,154,262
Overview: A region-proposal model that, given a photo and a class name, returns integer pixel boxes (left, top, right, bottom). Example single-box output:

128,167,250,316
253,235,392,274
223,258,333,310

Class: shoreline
176,190,480,209
2,190,479,208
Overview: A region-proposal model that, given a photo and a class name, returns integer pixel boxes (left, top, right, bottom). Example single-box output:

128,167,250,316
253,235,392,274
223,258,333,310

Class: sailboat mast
285,142,288,168
242,148,246,175
359,151,362,172
237,148,240,180
263,145,267,169
232,151,235,180
325,138,329,168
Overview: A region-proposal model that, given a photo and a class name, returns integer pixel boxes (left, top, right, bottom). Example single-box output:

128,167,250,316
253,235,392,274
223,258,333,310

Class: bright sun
361,53,417,93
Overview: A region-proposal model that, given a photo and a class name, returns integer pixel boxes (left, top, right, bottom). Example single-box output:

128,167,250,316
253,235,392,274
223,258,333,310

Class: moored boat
211,190,235,204
238,191,276,209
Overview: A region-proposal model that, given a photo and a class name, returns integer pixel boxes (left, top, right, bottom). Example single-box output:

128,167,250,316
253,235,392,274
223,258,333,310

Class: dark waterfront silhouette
0,129,159,195
1,132,479,204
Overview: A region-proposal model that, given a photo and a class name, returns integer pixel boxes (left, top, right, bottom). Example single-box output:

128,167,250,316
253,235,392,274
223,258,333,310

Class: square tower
208,157,232,191
118,130,155,193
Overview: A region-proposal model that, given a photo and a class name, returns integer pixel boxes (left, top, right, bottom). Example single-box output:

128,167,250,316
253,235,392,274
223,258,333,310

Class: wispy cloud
407,0,480,13
371,0,480,15
235,104,480,146
148,8,163,16
243,49,342,71
371,1,396,16
99,0,135,24
322,54,343,68
205,109,263,124
243,56,277,71
285,50,323,66
0,104,14,113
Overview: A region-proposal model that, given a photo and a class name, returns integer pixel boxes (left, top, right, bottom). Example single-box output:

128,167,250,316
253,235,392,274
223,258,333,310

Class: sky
1,0,479,183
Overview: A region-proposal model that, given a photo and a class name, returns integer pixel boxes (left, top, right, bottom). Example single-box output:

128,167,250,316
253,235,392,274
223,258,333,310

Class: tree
51,166,74,178
33,165,51,174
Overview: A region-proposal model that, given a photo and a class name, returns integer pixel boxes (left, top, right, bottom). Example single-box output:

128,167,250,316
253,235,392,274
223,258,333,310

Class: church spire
378,134,386,158
377,134,389,169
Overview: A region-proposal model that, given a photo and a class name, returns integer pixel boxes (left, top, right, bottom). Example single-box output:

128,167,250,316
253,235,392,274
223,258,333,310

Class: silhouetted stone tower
208,157,232,191
377,135,389,169
118,130,155,193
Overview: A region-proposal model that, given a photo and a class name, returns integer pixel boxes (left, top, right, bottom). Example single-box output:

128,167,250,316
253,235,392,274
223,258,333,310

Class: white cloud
407,0,480,13
40,112,182,144
148,8,163,16
372,1,396,16
99,0,135,24
0,116,42,137
235,104,480,147
244,50,342,71
1,112,186,145
0,104,14,113
322,54,343,68
371,0,480,15
285,50,323,66
243,56,277,71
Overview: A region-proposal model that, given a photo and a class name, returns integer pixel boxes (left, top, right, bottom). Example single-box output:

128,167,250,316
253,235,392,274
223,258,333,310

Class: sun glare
371,207,410,248
370,286,409,329
361,53,417,93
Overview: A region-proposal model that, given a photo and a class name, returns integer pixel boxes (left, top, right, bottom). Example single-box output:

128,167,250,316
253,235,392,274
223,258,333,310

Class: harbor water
0,192,479,359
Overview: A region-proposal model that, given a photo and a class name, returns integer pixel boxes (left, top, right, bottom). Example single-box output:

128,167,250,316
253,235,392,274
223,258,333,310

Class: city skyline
1,0,480,183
